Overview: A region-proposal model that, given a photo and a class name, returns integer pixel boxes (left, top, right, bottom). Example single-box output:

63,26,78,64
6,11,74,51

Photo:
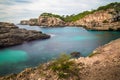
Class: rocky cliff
37,16,65,27
75,9,120,30
0,22,50,48
1,38,120,80
20,2,120,30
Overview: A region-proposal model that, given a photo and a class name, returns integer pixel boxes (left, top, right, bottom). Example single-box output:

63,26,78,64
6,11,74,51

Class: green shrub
50,54,79,79
40,13,64,20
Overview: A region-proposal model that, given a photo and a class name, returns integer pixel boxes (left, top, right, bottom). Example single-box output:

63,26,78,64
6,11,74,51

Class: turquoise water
0,49,27,65
0,25,120,75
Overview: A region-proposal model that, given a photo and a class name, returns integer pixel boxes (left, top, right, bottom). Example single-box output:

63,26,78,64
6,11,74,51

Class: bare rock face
29,18,38,26
75,9,120,30
0,22,50,48
37,16,65,27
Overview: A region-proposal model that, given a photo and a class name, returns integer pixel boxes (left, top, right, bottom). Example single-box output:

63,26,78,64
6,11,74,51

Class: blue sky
0,0,120,23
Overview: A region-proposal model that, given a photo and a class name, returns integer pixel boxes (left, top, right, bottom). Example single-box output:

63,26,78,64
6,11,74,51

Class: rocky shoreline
20,9,120,30
0,22,50,48
20,3,120,31
0,38,120,80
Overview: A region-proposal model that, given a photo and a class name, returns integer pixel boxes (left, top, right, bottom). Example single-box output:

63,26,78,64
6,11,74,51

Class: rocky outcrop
37,16,65,27
70,52,81,58
20,2,120,30
75,9,120,30
20,18,38,25
20,16,65,27
1,38,120,80
0,22,50,48
20,9,120,30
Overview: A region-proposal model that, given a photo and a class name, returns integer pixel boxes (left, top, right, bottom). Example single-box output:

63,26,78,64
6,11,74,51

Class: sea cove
0,25,120,76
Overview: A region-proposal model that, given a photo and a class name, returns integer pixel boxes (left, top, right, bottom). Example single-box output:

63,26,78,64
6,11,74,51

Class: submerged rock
70,52,81,58
0,22,50,48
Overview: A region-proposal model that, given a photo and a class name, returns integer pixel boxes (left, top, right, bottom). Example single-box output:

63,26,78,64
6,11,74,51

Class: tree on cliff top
40,13,64,20
39,2,120,22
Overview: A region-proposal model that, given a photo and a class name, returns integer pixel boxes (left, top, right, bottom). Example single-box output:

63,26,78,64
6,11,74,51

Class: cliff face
0,22,50,48
20,2,120,30
1,38,120,80
37,16,65,27
20,9,120,30
75,9,120,30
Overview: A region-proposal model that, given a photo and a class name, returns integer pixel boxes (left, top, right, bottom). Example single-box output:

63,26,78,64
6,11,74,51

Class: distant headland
20,2,120,31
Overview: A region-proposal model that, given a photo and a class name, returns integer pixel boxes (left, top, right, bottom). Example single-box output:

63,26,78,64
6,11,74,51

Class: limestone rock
38,16,65,27
75,9,120,30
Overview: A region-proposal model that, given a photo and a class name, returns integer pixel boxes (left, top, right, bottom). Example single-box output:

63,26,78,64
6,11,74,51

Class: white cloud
0,0,119,23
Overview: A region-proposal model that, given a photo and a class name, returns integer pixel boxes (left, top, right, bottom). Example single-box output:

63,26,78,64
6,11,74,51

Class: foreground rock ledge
0,22,50,48
0,38,120,80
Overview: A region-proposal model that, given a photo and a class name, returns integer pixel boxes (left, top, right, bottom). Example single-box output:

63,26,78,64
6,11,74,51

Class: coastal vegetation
50,54,80,79
97,2,120,11
39,2,120,22
40,13,64,20
20,2,120,30
0,1,120,80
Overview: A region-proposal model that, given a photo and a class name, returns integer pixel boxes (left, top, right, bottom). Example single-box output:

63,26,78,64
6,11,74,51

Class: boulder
70,52,81,58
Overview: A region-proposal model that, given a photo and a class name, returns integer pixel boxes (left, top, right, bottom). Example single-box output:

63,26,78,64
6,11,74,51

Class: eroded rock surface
0,22,50,48
75,9,120,30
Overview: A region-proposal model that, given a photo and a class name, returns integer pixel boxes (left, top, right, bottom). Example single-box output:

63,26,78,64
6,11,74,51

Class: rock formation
20,9,120,30
75,9,120,30
37,16,65,27
20,2,120,30
70,52,81,58
0,22,50,48
1,38,120,80
20,16,65,27
20,18,38,25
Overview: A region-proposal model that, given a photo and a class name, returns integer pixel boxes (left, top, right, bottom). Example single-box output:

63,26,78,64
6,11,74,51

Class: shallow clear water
0,25,120,75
